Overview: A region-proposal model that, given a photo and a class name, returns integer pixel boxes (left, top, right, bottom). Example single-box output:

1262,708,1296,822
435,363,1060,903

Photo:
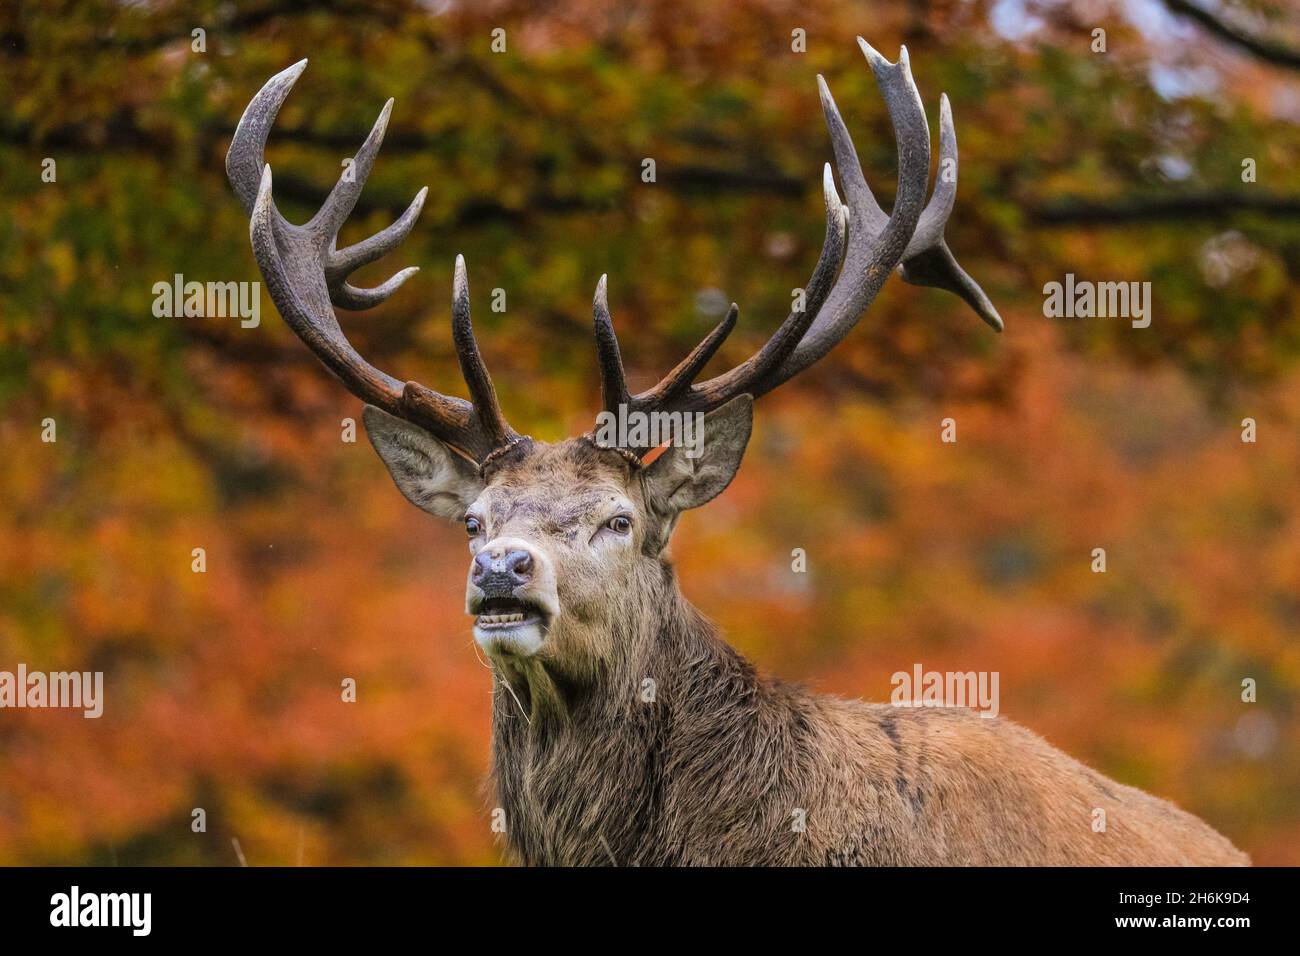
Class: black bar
0,866,1282,942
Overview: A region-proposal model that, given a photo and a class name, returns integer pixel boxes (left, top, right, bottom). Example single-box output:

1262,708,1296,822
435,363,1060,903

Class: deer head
226,40,1000,711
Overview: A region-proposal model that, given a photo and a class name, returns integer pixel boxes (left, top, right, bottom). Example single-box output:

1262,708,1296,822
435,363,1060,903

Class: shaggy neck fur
488,558,823,866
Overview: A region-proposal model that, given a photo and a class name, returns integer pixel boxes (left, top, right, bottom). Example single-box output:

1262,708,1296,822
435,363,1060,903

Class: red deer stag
227,41,1248,866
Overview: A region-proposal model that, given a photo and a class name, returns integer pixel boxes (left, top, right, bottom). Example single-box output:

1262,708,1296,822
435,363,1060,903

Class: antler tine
309,98,393,242
899,240,1002,330
814,73,888,236
330,264,420,310
635,303,738,408
896,93,1004,331
450,255,519,450
594,274,740,414
325,187,428,289
307,98,426,311
227,59,307,217
229,63,519,464
592,275,630,415
910,93,957,250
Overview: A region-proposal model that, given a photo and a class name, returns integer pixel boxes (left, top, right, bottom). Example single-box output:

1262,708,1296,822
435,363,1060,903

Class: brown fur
470,439,1248,866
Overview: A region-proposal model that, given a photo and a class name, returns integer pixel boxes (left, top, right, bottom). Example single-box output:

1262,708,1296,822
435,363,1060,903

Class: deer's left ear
641,394,753,517
363,405,484,521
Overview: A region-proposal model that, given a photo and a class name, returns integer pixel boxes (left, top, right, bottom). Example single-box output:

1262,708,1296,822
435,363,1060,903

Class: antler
593,39,1002,456
226,60,519,463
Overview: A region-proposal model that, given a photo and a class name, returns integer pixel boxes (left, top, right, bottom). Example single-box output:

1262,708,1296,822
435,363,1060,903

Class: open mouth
474,598,547,631
473,597,549,657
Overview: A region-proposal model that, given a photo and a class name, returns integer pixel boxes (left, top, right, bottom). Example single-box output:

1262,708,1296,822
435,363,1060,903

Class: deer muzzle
466,538,559,657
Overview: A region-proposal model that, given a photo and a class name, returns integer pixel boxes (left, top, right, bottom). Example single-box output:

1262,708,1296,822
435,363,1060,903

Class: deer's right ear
640,394,753,517
362,405,484,521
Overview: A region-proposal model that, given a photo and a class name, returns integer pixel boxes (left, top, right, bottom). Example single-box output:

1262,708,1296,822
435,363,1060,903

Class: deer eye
465,516,482,537
606,515,633,535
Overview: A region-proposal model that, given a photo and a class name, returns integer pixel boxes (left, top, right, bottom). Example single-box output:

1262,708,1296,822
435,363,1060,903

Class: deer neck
485,562,771,865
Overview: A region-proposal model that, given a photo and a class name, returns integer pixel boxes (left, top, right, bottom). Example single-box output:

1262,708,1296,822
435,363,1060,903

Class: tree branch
1162,0,1300,70
1029,190,1300,225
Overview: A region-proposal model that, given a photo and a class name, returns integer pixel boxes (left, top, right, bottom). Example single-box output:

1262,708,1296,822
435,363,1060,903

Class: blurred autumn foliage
1,0,1298,865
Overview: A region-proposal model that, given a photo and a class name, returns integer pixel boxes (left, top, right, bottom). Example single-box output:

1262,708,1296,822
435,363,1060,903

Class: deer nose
472,548,534,588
